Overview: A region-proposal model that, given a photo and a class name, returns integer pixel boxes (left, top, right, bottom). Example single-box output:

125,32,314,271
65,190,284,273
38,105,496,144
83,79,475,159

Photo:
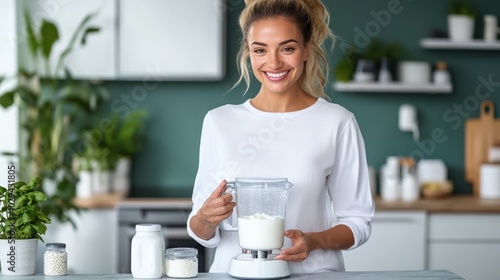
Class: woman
187,0,375,273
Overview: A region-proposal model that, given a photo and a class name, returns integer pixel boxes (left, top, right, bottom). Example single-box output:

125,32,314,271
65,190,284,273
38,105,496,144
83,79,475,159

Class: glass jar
131,224,165,279
44,243,67,276
165,247,198,278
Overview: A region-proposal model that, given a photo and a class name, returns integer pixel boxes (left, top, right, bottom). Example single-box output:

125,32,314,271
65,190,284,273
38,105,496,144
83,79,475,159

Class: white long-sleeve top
187,98,375,273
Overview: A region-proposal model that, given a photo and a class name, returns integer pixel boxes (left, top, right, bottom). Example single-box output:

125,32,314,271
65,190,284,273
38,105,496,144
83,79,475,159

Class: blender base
228,255,290,279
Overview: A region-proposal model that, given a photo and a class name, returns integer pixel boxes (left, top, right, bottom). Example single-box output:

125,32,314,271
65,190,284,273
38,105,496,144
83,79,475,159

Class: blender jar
222,178,293,251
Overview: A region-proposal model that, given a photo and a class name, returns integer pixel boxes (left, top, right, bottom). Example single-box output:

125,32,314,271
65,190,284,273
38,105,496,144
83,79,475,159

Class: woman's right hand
192,180,236,238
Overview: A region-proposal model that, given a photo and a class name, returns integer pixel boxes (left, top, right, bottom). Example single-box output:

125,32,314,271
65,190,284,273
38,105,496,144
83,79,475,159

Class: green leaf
17,86,38,106
24,9,39,56
28,177,42,188
15,196,27,208
22,212,35,223
33,191,48,202
22,225,33,237
0,186,6,194
40,20,60,59
81,26,100,45
32,222,47,234
0,90,15,108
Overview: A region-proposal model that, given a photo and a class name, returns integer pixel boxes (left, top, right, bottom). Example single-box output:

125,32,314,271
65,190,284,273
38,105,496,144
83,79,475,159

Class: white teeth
266,71,288,78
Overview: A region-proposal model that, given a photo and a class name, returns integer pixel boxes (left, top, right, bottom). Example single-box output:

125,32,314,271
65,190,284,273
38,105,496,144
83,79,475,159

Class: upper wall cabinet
18,0,226,81
18,0,117,80
118,0,226,81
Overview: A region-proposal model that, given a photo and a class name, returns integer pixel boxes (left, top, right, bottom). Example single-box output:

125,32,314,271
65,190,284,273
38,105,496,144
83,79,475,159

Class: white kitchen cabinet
18,0,117,80
343,211,427,271
36,209,117,274
18,0,226,81
0,0,19,184
118,0,225,81
428,213,500,280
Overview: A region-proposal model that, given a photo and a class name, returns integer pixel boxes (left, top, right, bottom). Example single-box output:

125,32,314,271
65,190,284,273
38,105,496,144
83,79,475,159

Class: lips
265,70,289,81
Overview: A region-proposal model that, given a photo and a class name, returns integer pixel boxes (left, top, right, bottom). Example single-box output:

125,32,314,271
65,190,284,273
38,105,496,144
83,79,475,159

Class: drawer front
429,214,500,240
344,211,427,271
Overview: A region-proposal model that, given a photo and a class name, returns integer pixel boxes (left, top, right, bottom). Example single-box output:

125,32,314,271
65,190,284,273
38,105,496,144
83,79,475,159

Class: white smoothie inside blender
238,213,284,250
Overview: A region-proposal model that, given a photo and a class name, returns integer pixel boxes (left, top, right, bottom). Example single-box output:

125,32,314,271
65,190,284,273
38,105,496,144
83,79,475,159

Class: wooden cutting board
465,100,500,196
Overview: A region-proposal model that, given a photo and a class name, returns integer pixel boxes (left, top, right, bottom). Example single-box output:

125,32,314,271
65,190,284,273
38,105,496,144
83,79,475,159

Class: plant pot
91,160,110,195
113,157,131,197
76,170,93,198
0,239,38,275
448,15,475,41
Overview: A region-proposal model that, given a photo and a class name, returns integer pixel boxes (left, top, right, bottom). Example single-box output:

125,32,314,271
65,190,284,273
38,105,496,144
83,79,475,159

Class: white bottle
484,15,499,42
400,157,420,202
381,157,400,201
378,57,392,83
131,224,165,279
433,61,450,85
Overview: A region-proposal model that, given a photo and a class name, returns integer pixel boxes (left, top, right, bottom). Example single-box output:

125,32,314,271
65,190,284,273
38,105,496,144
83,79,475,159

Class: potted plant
448,0,476,41
84,110,148,197
0,177,51,276
0,11,108,226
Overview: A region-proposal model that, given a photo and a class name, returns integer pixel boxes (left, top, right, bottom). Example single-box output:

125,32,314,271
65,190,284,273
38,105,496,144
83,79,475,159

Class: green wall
99,0,500,197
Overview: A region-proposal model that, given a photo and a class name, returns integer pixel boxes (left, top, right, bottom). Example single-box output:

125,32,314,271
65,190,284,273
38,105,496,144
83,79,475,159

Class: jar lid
165,247,198,258
46,243,66,249
136,224,161,231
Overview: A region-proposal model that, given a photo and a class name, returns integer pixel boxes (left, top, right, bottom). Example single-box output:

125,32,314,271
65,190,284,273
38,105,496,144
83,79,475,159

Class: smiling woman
187,0,374,275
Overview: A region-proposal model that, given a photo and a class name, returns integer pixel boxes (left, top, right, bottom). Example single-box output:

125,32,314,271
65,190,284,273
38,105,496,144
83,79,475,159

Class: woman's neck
251,89,317,113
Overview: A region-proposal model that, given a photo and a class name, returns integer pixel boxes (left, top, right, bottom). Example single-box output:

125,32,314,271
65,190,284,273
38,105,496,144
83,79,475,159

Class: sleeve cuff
186,214,222,248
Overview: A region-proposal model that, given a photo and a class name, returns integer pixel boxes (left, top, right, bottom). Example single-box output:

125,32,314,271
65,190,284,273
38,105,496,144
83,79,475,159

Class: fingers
275,229,309,262
198,180,235,227
209,180,227,198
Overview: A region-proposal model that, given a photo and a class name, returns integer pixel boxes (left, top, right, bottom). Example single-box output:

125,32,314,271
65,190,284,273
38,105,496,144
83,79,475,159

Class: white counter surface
0,270,463,279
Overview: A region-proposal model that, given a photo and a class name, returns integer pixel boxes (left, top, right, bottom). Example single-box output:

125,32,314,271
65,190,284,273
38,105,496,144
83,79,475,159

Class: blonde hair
234,0,335,98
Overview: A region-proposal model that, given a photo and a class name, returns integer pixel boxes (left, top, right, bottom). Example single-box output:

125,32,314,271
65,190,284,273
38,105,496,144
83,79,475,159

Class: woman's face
247,16,309,95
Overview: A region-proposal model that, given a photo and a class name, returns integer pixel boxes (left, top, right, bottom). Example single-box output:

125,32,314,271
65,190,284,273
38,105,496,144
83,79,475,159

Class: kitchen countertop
73,194,500,213
0,270,464,279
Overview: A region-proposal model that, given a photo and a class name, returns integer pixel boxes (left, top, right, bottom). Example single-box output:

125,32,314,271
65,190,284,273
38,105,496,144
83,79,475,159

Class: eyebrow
250,39,299,46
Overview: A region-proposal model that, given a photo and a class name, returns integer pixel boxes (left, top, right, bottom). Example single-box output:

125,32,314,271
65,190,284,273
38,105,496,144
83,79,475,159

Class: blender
222,178,293,279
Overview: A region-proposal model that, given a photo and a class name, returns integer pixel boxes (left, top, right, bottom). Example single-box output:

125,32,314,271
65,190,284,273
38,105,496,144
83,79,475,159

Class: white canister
480,164,500,199
131,224,165,278
398,61,431,84
484,15,499,42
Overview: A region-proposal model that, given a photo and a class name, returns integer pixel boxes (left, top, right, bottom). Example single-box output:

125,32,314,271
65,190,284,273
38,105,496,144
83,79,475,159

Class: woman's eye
253,49,265,54
282,47,295,53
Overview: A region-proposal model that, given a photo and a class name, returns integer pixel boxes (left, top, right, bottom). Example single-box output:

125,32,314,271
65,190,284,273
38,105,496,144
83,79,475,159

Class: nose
268,52,282,69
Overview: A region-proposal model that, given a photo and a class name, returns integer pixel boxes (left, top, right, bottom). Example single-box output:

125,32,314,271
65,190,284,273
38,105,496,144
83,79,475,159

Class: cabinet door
429,243,500,280
0,0,19,185
343,211,427,271
18,0,116,80
429,214,500,280
118,0,225,80
37,209,117,274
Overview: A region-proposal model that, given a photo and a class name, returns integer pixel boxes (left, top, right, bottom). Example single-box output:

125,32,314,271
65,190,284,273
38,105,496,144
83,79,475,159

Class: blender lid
235,178,289,183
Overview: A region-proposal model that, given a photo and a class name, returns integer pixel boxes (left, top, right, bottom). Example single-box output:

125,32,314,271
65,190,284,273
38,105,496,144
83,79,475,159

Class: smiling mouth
266,70,289,78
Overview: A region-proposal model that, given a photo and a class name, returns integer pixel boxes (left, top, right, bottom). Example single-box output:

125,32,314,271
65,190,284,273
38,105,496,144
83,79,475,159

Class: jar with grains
44,243,67,276
131,224,165,279
165,247,198,278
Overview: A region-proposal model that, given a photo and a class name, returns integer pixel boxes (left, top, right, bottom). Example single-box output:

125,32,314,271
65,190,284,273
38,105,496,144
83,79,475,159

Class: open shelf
420,38,500,50
333,82,453,94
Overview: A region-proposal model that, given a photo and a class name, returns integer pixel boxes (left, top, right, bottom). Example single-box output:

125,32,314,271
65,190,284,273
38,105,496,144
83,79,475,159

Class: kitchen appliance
222,178,293,279
465,100,500,196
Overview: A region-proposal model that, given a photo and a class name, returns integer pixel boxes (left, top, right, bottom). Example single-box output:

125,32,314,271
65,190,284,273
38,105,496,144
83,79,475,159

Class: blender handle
220,182,237,231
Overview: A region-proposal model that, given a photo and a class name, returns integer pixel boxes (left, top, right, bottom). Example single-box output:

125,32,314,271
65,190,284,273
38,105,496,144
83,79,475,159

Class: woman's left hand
275,229,312,262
